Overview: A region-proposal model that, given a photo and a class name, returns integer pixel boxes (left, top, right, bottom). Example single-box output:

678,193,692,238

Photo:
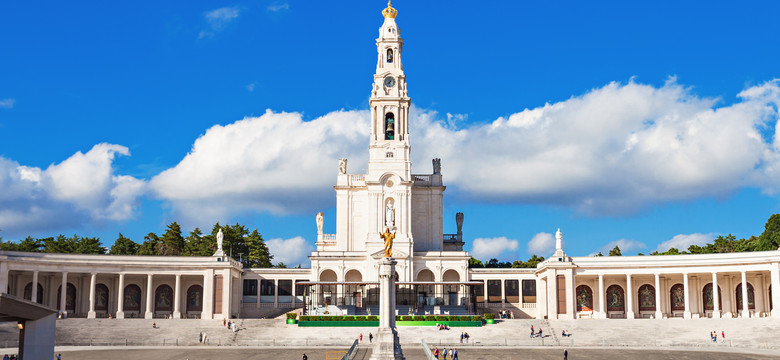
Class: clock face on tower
384,76,396,88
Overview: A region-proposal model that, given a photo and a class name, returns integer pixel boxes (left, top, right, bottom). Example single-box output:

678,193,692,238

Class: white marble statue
385,201,395,228
316,212,324,234
555,228,562,251
217,228,224,252
338,158,347,174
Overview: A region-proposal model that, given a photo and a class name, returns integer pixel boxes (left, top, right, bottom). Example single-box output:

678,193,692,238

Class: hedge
298,315,483,322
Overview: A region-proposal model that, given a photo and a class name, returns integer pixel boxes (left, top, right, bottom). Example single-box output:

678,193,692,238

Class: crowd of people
432,346,459,359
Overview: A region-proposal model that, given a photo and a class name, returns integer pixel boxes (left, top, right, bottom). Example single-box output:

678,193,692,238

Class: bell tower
368,0,411,179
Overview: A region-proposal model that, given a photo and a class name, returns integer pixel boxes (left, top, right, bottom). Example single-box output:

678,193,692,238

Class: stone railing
412,174,431,185
323,234,336,242
350,174,365,186
443,234,461,243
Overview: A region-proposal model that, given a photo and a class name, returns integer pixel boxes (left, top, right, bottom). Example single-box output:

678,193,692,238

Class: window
243,279,258,296
487,280,501,303
278,280,293,296
260,279,275,296
522,279,536,303
295,280,306,297
504,280,519,303
474,280,484,303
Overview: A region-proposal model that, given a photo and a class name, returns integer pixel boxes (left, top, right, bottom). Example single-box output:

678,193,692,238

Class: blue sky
1,1,779,266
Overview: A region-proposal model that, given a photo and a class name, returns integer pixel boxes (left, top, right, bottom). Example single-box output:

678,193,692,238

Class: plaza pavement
1,317,780,357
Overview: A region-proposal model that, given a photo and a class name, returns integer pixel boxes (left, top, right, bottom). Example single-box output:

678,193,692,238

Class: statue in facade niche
338,158,347,174
316,212,324,234
217,228,224,252
385,200,395,227
432,158,441,174
380,227,396,258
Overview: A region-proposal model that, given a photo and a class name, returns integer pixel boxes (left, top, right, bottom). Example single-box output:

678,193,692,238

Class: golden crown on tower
382,0,397,19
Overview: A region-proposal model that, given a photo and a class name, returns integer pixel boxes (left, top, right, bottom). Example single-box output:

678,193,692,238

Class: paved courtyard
41,346,780,360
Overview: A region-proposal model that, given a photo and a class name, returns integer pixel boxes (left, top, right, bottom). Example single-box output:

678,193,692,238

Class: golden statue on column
380,228,396,258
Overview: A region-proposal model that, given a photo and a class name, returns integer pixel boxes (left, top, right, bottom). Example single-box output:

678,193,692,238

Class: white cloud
598,239,647,255
410,78,780,215
0,144,146,236
267,2,290,12
655,233,713,253
527,232,554,255
0,99,15,109
266,236,313,266
199,6,240,39
149,109,368,224
149,78,780,223
470,237,519,260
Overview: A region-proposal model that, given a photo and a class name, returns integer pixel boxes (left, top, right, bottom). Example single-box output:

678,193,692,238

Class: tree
183,228,213,256
111,233,139,255
158,222,185,256
608,246,622,256
137,232,160,255
0,236,43,252
74,236,106,254
246,229,273,268
274,262,288,268
511,254,545,268
468,257,484,268
756,214,780,251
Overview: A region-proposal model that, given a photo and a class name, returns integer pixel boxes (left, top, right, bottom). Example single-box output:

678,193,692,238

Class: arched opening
606,285,625,312
386,48,393,63
702,283,722,311
23,282,44,304
186,285,203,313
736,282,755,310
345,270,363,308
669,283,685,311
576,285,593,312
319,269,338,306
95,284,109,311
57,283,77,312
384,112,395,140
416,269,435,307
638,284,656,312
443,270,460,306
155,284,173,312
123,284,142,312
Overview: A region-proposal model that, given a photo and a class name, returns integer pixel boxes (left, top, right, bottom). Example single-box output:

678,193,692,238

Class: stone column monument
371,230,405,360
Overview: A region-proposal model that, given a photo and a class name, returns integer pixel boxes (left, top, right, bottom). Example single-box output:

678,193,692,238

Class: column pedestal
370,258,405,360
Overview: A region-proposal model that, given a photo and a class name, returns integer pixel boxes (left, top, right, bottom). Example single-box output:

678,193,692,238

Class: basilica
1,2,779,322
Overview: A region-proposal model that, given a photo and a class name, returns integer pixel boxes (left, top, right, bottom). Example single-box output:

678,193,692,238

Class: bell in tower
384,112,395,140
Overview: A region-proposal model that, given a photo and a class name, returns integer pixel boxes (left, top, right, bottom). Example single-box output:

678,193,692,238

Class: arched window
23,282,44,304
384,112,395,140
386,48,393,63
576,285,593,312
95,284,109,311
702,283,722,311
606,285,624,312
155,284,174,312
669,283,685,311
638,284,655,311
187,285,203,313
57,283,77,312
736,282,755,310
123,284,142,311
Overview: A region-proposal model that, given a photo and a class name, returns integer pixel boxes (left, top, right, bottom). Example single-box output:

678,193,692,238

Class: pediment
370,249,408,259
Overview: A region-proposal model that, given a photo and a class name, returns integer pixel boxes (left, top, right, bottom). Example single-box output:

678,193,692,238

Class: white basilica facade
1,2,779,322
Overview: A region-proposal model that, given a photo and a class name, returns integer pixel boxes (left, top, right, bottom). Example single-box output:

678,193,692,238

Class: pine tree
111,233,139,255
137,232,160,255
158,222,185,256
246,229,273,268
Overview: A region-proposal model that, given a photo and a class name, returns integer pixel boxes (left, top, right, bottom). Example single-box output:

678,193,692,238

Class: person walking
433,347,439,359
563,349,568,360
460,332,464,343
452,348,458,360
369,332,373,343
360,333,363,343
302,353,308,360
443,348,448,359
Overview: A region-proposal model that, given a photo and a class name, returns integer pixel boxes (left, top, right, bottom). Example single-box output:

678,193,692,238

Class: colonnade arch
23,282,44,304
